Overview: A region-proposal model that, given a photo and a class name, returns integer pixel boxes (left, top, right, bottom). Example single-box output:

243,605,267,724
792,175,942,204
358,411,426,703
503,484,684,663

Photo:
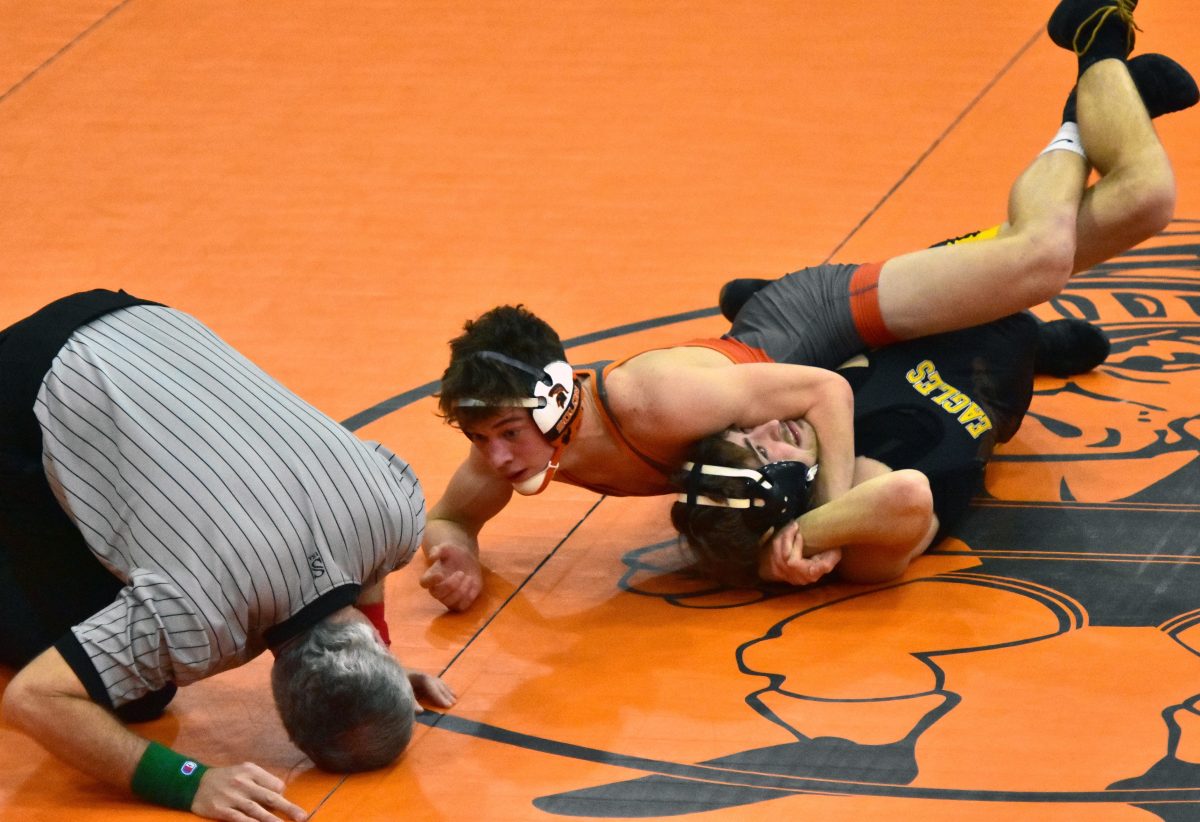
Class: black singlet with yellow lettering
840,312,1038,538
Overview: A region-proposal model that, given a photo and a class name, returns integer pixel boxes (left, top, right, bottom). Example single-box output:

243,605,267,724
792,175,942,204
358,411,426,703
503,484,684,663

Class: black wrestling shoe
1048,0,1139,58
1063,53,1200,121
1126,53,1200,117
718,278,772,323
1035,318,1111,377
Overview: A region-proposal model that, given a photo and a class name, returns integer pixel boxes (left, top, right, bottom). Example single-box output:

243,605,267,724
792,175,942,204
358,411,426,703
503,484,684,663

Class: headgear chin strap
457,350,584,495
512,463,555,496
677,460,818,531
510,406,584,495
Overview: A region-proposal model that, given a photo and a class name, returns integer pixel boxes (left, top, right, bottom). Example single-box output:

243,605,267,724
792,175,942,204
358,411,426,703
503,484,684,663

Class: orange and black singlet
553,339,770,496
726,261,898,369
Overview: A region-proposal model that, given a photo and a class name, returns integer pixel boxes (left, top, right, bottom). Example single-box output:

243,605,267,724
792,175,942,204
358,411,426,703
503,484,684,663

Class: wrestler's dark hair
669,434,771,589
436,305,567,429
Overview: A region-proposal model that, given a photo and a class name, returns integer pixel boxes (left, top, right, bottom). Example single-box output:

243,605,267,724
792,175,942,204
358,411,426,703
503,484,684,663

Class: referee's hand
407,670,457,713
192,762,307,822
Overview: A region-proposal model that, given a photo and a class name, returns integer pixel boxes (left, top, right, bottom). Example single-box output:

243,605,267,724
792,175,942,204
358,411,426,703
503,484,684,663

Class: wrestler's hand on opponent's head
419,543,483,611
407,671,457,714
192,762,308,822
758,521,841,587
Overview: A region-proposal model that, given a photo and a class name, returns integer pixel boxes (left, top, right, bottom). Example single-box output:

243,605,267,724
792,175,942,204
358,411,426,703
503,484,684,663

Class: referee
0,290,453,821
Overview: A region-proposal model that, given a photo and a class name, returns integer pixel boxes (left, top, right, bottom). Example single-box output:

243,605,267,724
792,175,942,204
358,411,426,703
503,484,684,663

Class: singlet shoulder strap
576,360,676,477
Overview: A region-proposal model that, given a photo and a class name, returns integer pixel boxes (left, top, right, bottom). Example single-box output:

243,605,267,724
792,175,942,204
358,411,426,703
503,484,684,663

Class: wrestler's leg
717,48,1193,330
873,147,1086,340
1072,58,1176,272
875,55,1173,340
989,52,1189,275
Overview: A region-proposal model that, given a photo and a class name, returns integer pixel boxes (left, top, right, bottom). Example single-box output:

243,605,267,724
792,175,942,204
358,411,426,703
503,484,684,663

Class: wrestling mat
2,2,1199,820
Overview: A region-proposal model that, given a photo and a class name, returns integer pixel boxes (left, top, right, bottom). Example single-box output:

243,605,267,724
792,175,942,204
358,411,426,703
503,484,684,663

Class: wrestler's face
724,418,818,467
462,410,554,484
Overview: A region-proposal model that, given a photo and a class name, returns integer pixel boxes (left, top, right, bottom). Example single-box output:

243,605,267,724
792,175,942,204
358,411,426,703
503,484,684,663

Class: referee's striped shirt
35,305,424,708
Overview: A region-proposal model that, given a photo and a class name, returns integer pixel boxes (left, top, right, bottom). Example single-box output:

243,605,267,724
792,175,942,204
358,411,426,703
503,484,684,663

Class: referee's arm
2,647,147,791
2,646,308,820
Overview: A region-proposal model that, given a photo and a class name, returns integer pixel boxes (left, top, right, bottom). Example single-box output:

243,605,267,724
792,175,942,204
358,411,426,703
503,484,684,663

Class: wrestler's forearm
802,383,856,505
798,469,933,554
422,516,480,558
423,452,515,559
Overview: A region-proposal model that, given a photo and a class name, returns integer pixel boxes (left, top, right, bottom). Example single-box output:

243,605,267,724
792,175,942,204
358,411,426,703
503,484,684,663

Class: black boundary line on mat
413,710,1200,806
0,1,134,106
822,27,1043,262
306,775,349,819
432,495,607,680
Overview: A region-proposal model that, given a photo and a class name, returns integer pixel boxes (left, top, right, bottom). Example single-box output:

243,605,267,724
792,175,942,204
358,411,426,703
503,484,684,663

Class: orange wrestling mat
2,1,1200,820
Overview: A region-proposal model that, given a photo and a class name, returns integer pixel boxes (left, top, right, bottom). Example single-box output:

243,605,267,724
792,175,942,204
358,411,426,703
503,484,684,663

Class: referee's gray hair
271,618,415,772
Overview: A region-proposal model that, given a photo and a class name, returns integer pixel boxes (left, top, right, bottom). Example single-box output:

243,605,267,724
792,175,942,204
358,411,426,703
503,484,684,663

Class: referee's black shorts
0,290,157,668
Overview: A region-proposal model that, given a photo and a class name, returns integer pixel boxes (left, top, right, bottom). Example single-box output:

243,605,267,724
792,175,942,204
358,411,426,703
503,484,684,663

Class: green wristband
130,741,209,811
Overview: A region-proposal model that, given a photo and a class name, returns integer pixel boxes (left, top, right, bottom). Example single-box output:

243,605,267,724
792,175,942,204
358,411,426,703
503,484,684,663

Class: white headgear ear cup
531,360,576,435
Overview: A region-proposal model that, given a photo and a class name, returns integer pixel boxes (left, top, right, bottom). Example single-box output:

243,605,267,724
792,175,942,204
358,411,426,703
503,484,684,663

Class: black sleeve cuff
54,630,113,710
263,584,362,649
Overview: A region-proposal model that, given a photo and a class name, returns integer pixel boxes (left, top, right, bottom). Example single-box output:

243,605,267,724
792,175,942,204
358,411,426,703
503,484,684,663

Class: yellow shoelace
1072,0,1142,57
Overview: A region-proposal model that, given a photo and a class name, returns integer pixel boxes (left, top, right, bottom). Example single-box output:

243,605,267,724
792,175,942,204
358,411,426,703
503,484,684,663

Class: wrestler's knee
1010,225,1077,306
1108,144,1177,233
1123,166,1176,238
836,469,934,585
883,469,934,534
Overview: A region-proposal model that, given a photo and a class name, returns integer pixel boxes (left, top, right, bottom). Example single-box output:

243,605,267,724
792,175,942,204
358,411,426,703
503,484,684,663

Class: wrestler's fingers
811,548,842,573
432,570,465,601
418,563,444,590
783,548,837,585
438,572,483,612
768,522,800,566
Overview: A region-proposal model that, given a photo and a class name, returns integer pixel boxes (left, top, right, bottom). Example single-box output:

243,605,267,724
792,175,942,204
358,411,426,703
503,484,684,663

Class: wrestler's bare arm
2,649,307,821
610,359,856,504
420,449,514,611
762,459,936,586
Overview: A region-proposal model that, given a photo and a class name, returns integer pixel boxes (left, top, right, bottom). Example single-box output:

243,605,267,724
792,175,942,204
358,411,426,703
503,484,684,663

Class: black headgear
678,460,818,531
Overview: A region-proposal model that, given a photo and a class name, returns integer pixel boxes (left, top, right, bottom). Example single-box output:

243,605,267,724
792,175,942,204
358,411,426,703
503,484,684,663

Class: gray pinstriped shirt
34,305,423,707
